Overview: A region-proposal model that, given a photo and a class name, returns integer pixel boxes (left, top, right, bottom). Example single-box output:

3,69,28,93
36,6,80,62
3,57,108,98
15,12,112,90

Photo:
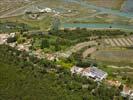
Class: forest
0,44,124,100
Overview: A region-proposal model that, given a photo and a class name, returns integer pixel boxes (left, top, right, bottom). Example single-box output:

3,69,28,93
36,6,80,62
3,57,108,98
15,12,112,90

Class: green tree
41,39,49,49
50,17,60,33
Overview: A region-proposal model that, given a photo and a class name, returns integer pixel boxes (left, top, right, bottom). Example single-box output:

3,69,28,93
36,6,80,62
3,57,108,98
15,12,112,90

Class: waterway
62,23,133,31
64,0,133,18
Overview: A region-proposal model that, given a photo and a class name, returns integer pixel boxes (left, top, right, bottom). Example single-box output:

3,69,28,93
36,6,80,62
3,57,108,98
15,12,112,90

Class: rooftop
71,66,108,81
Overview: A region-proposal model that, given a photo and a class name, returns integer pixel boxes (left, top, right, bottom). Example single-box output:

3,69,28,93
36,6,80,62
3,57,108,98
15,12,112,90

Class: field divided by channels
117,38,126,46
126,38,133,45
113,39,121,46
121,38,130,46
104,37,133,47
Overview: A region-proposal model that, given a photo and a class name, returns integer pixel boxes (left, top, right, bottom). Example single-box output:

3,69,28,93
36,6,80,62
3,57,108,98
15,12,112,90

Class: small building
82,67,108,81
71,66,83,74
38,7,52,13
9,33,15,38
71,66,108,81
45,54,58,61
121,85,133,98
0,34,9,44
44,7,52,13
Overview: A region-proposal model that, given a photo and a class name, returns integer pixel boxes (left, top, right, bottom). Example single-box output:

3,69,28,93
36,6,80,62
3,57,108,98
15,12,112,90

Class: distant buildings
71,66,108,81
25,6,53,14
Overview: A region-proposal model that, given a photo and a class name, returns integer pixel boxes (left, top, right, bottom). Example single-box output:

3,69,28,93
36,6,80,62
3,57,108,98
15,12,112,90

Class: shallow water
62,0,133,31
62,23,133,31
64,0,133,18
121,0,133,13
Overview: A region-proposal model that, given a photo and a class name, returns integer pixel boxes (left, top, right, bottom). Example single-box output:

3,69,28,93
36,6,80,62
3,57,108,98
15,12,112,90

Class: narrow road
107,65,133,70
82,47,97,58
56,41,97,58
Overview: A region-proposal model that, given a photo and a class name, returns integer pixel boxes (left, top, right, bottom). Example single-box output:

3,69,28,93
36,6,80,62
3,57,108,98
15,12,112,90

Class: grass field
84,0,125,10
91,49,133,65
0,14,52,32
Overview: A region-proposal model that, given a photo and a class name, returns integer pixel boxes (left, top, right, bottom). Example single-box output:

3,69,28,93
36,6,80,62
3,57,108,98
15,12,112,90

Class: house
71,66,108,81
44,8,52,13
71,66,83,74
121,85,133,98
0,34,9,44
38,7,52,13
82,67,108,81
45,54,58,61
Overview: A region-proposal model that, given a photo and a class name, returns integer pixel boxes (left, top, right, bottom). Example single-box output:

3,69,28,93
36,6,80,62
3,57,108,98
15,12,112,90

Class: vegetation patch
0,45,123,100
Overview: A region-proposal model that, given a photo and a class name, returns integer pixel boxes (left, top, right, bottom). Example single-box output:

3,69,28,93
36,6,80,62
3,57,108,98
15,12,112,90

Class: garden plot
104,37,133,47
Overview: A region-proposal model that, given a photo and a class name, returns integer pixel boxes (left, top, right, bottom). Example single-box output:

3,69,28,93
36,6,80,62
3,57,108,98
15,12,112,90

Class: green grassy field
84,0,125,10
0,14,52,32
91,49,133,65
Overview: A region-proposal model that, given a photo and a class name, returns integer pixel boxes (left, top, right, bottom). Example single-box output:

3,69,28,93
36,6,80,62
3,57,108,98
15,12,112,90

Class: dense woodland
0,45,124,100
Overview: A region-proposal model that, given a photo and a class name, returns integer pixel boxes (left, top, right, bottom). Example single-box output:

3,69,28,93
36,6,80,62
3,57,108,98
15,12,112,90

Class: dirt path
107,65,133,70
56,41,97,58
82,47,97,58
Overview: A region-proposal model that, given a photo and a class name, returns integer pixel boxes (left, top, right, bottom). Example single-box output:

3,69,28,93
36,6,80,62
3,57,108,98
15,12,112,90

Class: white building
0,34,9,44
71,66,108,81
44,7,52,13
9,33,15,38
71,66,83,74
82,67,108,81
